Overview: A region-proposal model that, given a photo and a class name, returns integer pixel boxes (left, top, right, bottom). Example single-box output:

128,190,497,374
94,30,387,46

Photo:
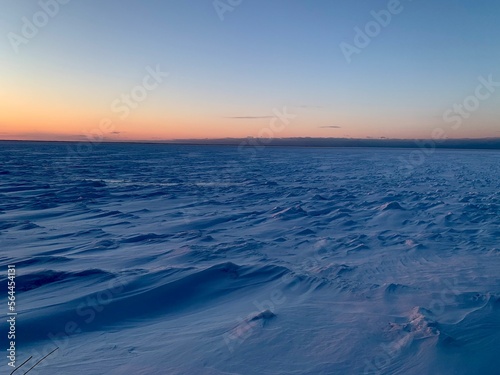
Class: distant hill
162,137,500,150
2,138,500,150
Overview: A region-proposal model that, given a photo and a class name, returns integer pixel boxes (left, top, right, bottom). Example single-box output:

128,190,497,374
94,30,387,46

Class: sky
1,0,499,141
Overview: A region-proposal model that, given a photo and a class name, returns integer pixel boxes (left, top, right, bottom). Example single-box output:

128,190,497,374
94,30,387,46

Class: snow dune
0,142,499,374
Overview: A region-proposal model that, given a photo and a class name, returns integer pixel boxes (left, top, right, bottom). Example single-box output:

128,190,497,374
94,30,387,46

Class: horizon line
2,137,500,151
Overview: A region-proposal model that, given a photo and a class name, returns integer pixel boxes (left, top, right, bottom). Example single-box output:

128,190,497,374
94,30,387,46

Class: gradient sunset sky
1,0,499,141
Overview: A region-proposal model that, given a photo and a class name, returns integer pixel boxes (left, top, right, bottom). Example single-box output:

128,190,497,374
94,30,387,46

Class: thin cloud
224,116,274,120
319,126,342,129
296,105,323,109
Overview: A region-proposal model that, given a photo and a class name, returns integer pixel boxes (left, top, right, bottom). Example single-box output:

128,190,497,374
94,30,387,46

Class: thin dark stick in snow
9,356,32,375
22,347,59,375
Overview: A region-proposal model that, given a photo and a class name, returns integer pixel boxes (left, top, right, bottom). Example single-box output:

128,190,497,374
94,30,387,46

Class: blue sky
1,0,499,140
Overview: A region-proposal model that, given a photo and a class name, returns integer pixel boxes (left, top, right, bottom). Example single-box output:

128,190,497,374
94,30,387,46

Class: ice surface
0,142,499,374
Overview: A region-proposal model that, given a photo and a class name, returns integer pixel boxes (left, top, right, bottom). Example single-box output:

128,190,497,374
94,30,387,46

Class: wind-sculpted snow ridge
0,141,499,374
3,262,289,344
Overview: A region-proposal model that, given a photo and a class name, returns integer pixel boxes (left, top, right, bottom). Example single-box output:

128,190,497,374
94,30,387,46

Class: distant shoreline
2,137,500,150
